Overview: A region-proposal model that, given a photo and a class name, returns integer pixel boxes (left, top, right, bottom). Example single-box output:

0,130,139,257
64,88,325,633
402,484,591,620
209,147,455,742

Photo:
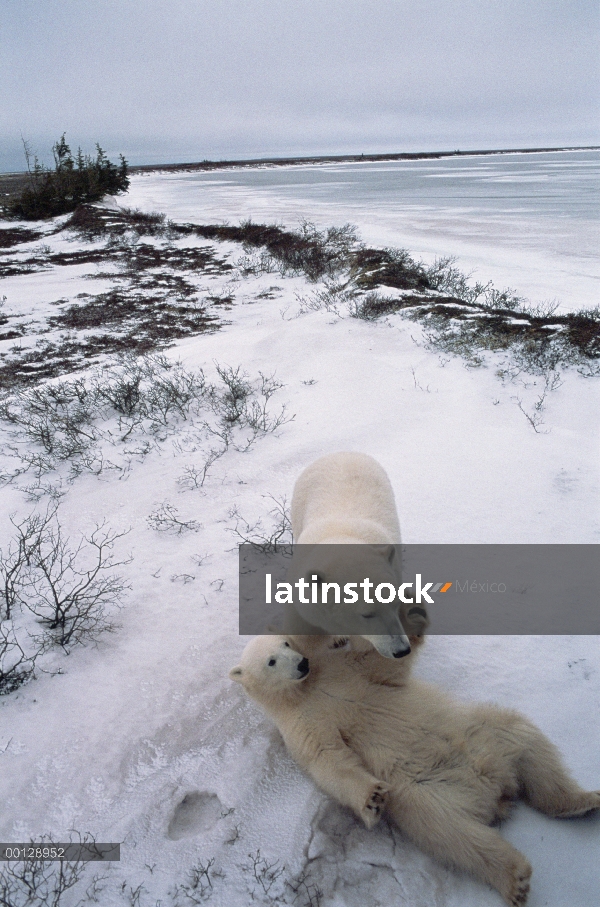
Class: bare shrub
66,204,168,240
243,850,285,900
96,355,207,427
512,371,562,434
423,256,525,311
211,365,253,425
296,280,356,316
234,250,278,276
0,507,53,620
1,355,209,476
209,366,294,445
421,319,486,368
509,337,564,376
20,481,65,505
0,380,99,462
1,355,294,486
194,218,359,281
485,287,529,311
0,621,37,695
347,291,404,321
244,374,291,434
244,219,359,281
177,448,226,490
349,245,428,292
93,365,143,418
228,495,292,553
514,398,549,434
286,869,323,907
147,503,202,534
127,883,146,907
143,357,206,425
2,505,129,650
3,450,58,482
175,858,219,904
170,573,195,584
424,255,484,303
526,300,560,318
344,248,598,373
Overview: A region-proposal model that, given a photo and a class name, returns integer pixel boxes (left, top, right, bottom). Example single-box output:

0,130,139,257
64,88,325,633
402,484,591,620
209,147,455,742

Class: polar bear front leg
311,754,390,829
284,729,390,828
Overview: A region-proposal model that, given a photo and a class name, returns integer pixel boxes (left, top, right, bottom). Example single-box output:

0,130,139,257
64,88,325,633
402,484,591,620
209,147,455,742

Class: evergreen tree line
5,135,129,219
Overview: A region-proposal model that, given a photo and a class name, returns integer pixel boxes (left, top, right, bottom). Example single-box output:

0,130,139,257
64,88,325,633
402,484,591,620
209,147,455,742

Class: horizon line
1,144,598,177
127,145,600,175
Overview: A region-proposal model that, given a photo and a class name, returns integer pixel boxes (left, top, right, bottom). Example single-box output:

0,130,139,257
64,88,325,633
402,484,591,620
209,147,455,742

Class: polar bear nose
392,643,411,658
297,657,309,677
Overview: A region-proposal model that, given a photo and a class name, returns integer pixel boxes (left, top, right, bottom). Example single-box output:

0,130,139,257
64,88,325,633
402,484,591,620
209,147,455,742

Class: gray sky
1,0,598,171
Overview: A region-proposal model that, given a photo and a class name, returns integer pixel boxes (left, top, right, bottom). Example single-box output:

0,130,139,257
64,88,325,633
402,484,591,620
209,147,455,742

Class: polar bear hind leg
388,784,532,906
464,704,600,819
510,716,600,817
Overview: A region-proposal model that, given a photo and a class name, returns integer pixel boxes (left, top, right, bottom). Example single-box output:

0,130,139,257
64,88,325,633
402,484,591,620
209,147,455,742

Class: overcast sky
1,0,598,171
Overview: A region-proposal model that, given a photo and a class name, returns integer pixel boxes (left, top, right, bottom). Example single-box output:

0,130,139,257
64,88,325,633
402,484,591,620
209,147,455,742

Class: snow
125,150,600,315
0,154,599,906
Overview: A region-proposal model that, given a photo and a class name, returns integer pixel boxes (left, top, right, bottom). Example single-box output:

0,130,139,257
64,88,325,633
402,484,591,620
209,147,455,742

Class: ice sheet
126,150,600,313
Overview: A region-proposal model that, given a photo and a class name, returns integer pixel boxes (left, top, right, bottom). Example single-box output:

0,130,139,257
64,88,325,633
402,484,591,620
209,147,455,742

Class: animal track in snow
167,790,223,839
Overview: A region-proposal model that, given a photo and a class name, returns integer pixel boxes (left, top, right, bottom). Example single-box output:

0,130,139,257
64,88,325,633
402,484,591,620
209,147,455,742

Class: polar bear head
287,544,411,658
229,636,310,701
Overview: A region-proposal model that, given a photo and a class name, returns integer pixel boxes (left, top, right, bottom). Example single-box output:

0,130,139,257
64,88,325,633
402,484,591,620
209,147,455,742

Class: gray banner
0,843,120,862
238,544,599,634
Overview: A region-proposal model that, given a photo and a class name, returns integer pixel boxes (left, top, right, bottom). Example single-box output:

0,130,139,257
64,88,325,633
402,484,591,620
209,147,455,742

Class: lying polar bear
230,635,600,907
285,452,426,658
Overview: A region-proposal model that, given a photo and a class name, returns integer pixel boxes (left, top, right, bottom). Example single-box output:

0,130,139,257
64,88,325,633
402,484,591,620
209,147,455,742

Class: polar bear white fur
285,452,424,658
230,635,600,907
291,451,402,545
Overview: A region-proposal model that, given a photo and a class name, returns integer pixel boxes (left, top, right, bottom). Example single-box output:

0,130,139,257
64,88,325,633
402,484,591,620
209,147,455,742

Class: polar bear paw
503,856,532,907
570,789,600,815
550,789,600,817
361,782,390,829
330,636,350,650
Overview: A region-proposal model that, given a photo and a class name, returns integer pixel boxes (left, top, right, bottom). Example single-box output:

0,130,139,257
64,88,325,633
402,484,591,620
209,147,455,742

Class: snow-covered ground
126,150,600,314
0,159,599,907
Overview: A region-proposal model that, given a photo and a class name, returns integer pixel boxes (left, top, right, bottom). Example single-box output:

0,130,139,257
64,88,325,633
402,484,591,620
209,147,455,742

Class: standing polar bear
286,452,426,657
230,635,600,907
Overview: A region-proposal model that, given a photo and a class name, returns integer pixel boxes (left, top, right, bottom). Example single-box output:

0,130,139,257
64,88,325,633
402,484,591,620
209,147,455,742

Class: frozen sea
128,149,600,314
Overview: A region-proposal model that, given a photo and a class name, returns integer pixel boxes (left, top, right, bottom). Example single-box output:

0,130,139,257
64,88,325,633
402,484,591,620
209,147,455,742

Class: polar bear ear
229,666,243,682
